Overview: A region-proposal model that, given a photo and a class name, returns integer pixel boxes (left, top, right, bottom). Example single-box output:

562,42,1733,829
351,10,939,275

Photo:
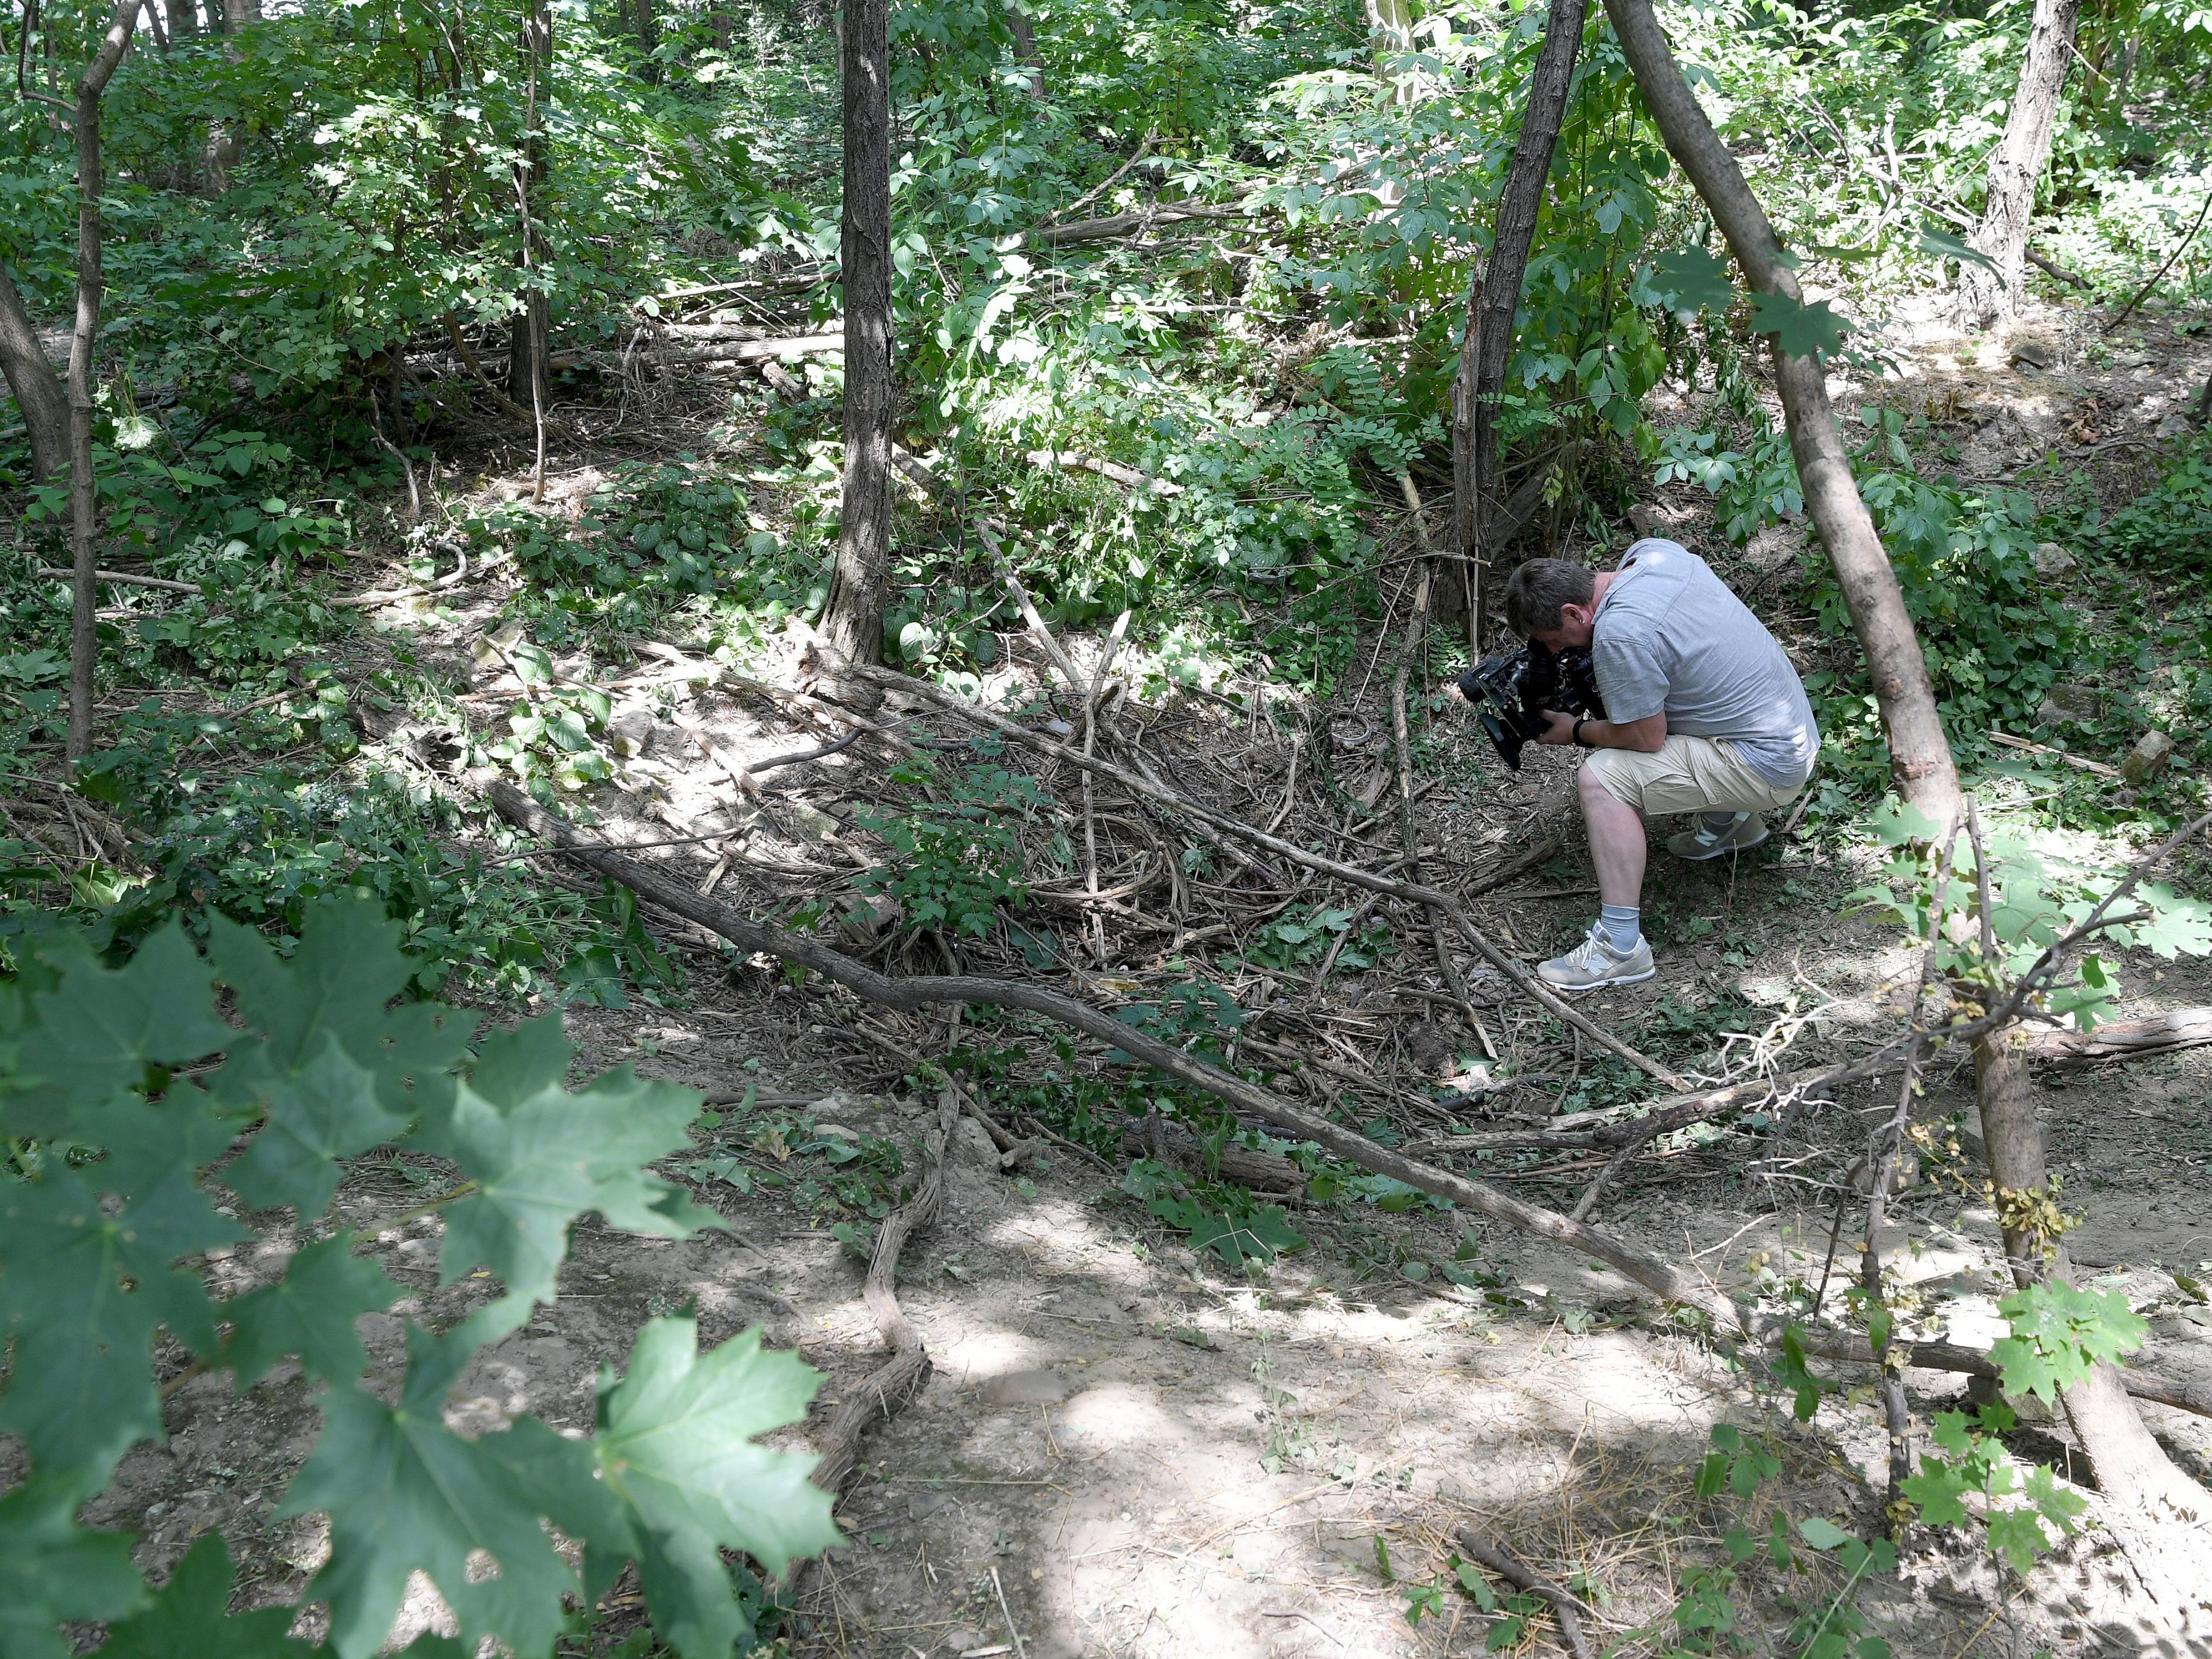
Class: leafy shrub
852,752,1046,939
2088,434,2212,570
0,900,838,1657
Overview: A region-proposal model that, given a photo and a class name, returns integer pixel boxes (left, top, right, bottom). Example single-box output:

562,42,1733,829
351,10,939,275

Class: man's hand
1535,709,1578,746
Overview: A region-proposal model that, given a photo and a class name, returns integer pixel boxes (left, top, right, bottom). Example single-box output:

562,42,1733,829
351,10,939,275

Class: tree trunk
1606,0,2211,1577
1363,0,1411,93
1005,3,1044,100
632,0,659,82
219,0,257,27
1957,0,2080,329
0,262,70,482
67,0,144,762
1603,0,1958,826
163,0,197,40
1447,0,1586,641
507,0,552,421
824,0,892,668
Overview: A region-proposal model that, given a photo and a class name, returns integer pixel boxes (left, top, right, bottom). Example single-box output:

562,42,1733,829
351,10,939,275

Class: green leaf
2020,1461,2088,1532
0,1165,241,1480
96,1532,316,1658
0,1476,147,1659
208,902,473,1134
222,1233,402,1389
1748,290,1852,360
0,923,231,1140
1991,1281,2147,1402
1984,1506,2052,1576
421,1021,719,1340
1648,247,1735,319
224,1034,411,1220
1899,1457,1973,1527
590,1319,840,1657
280,1327,581,1659
1777,1325,1827,1421
1914,227,1997,274
1797,1516,1852,1550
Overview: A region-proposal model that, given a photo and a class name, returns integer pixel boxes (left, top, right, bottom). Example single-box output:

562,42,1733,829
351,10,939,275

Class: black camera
1457,642,1605,771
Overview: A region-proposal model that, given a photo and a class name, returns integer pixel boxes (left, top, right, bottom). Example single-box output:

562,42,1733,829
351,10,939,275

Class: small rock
1745,521,1807,573
981,1369,1069,1407
2123,730,2176,786
2030,541,2076,579
2035,683,2101,727
606,704,655,757
837,892,901,947
2009,338,2056,370
786,801,840,842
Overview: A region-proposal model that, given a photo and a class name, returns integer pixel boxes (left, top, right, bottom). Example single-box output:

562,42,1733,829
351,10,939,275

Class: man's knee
1579,752,1641,813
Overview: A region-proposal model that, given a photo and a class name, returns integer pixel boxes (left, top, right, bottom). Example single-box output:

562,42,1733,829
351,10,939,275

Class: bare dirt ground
57,292,2212,1657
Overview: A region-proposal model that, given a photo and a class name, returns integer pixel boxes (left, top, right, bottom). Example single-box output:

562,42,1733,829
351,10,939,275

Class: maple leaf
1647,245,1735,319
0,1164,242,1480
419,1017,717,1339
209,902,474,1138
223,1034,411,1221
96,1534,315,1659
1747,290,1852,360
222,1233,402,1389
0,1476,148,1659
281,1327,581,1659
0,923,231,1140
1898,1458,1972,1528
590,1319,840,1658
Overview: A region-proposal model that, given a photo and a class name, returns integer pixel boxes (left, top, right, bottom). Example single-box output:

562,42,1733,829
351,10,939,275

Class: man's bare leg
1579,762,1646,908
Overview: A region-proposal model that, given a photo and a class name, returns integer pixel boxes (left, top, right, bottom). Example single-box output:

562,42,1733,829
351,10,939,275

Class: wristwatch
1572,719,1595,748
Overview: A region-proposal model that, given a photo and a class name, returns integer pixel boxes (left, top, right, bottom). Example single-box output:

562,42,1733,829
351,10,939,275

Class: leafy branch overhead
0,900,840,1657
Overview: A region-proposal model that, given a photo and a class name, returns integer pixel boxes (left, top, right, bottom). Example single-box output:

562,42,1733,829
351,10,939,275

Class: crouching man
1501,539,1820,992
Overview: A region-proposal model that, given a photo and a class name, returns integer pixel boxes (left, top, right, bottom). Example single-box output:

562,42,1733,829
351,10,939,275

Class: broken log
2026,1008,2212,1068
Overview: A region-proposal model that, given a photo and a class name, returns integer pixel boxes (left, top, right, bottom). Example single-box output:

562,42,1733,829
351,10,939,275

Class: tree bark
1005,2,1044,99
1603,0,1958,826
632,0,659,82
218,0,256,27
1363,0,1411,99
507,0,551,423
824,0,892,667
1957,0,2081,329
163,0,196,40
0,261,70,482
1448,0,1586,641
1607,0,2211,1569
66,0,144,762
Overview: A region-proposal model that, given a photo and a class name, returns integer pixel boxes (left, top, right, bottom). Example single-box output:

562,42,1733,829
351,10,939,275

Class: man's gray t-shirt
1590,538,1819,789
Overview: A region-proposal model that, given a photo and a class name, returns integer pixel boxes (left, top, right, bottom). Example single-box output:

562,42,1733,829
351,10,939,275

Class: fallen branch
618,331,846,367
2025,245,2091,290
1454,1532,1596,1659
809,1084,959,1498
486,783,2212,1422
37,564,200,595
1024,448,1184,496
835,658,1688,1089
2027,1008,2212,1068
1986,730,2122,778
1031,202,1249,246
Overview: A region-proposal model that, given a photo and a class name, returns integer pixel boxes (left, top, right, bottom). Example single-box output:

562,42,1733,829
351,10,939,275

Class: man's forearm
1576,714,1667,752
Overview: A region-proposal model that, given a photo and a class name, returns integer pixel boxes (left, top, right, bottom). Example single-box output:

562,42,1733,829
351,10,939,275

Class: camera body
1457,643,1605,771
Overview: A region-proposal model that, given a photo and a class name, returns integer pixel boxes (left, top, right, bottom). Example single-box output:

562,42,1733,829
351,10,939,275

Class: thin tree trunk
507,0,551,423
66,0,144,761
144,1,166,52
163,0,196,40
1448,0,1586,640
1362,0,1411,100
1606,0,2211,1576
1005,2,1044,99
824,0,892,668
632,0,658,81
0,261,70,481
1958,0,2080,329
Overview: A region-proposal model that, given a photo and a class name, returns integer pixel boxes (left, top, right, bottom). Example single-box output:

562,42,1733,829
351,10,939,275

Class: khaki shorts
1583,734,1805,818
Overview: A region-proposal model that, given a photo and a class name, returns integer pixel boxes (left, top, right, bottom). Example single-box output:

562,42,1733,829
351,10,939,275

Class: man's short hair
1502,558,1596,637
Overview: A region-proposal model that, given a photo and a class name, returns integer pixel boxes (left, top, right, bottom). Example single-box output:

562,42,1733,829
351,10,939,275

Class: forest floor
57,296,2212,1658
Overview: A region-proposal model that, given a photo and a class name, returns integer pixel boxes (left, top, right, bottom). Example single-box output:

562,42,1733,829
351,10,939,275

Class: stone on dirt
2123,729,2176,785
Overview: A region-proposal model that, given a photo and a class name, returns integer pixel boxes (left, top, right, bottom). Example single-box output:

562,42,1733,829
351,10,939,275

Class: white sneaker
1538,928,1657,992
1667,811,1769,862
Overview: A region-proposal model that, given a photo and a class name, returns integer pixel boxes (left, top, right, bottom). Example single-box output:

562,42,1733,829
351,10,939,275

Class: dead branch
1454,1532,1596,1659
809,1084,959,1497
2026,1008,2212,1068
833,657,1689,1089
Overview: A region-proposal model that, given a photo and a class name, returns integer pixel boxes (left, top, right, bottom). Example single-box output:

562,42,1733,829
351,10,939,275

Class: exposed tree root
808,1085,961,1499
